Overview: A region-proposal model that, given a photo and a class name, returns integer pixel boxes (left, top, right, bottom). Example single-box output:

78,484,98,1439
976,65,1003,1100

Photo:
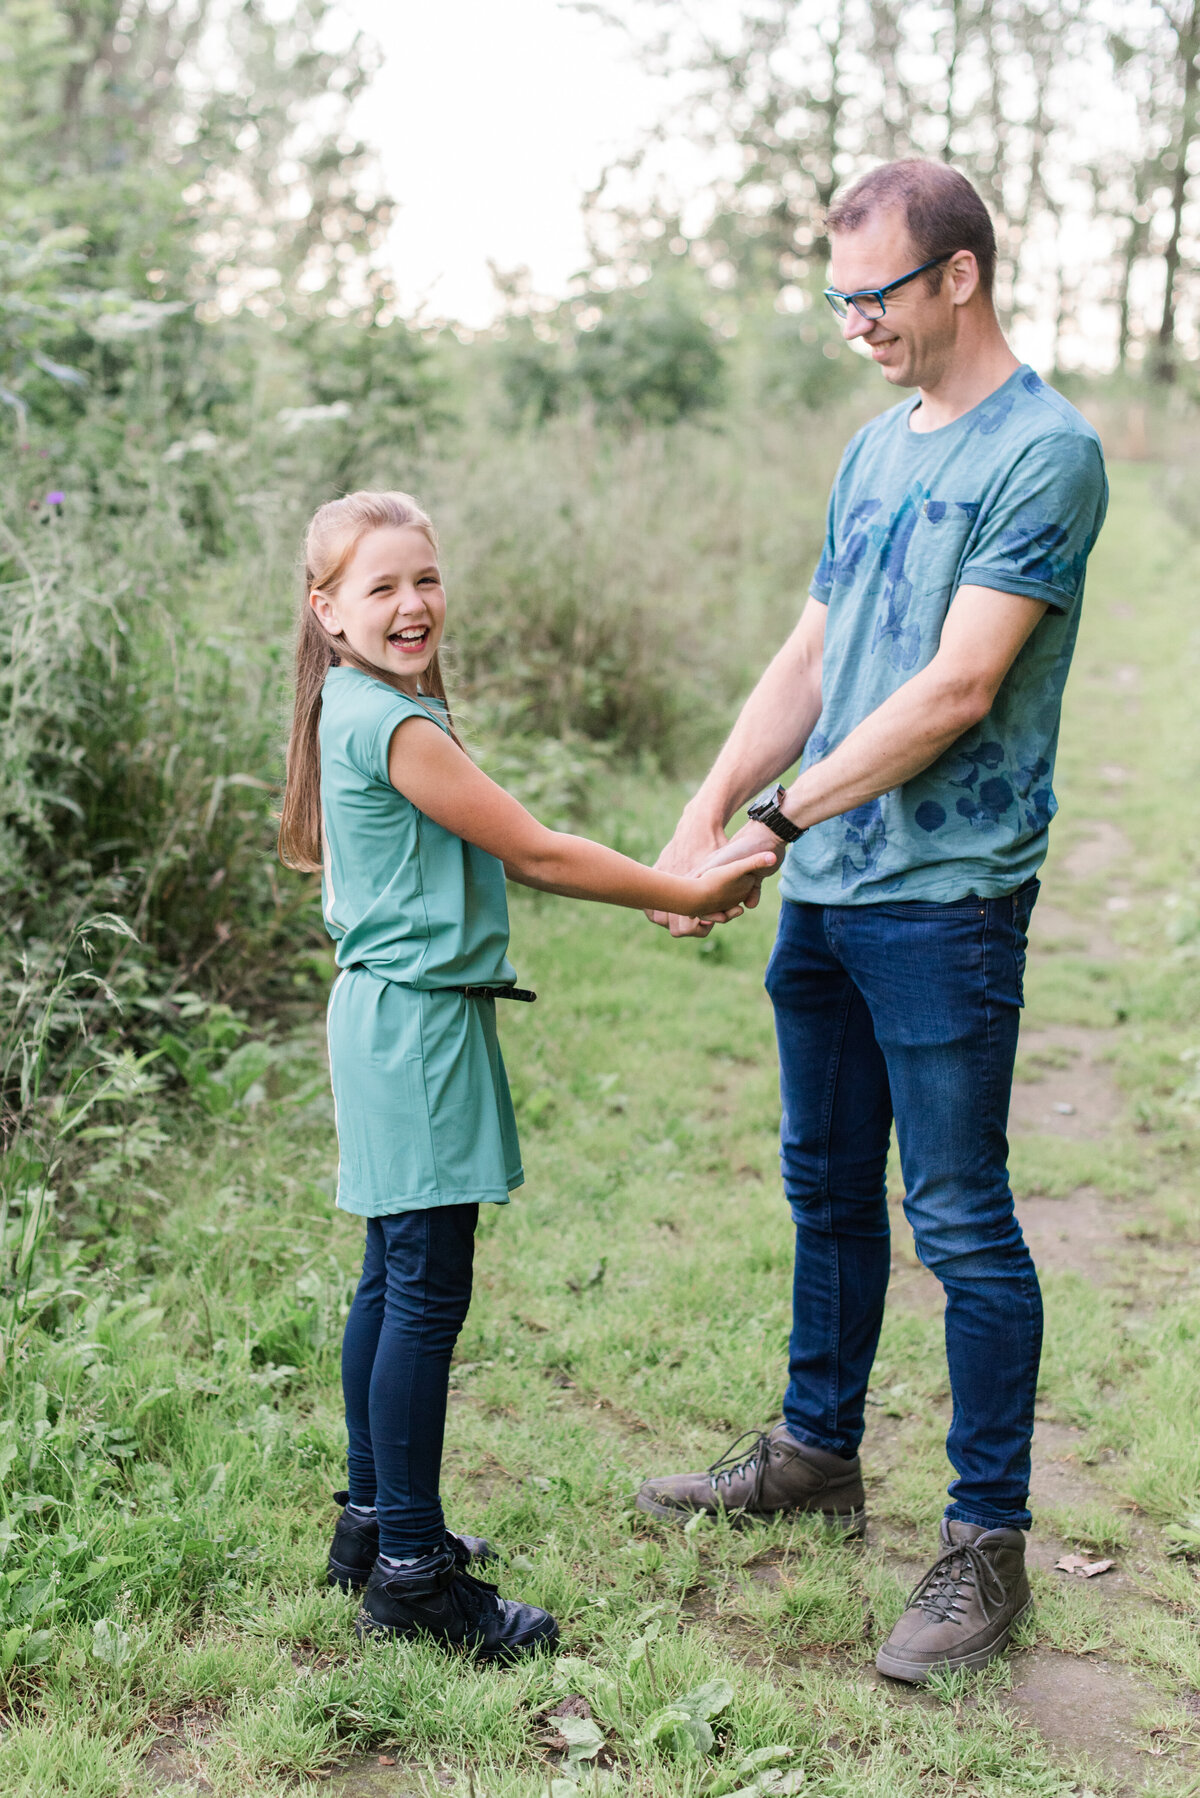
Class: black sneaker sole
327,1556,371,1593
635,1488,867,1539
874,1596,1032,1684
354,1608,560,1662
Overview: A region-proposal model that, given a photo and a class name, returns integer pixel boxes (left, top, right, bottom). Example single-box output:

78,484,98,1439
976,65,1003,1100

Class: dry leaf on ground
1054,1553,1115,1578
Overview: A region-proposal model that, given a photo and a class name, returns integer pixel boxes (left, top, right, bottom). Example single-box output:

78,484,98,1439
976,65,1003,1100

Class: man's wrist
779,774,817,833
738,819,782,855
681,790,731,837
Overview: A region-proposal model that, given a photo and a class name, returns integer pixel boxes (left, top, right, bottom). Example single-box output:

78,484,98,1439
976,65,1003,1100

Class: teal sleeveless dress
318,666,523,1215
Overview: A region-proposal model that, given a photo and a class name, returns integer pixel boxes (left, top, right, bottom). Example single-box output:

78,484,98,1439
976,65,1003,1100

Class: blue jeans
341,1205,477,1558
764,885,1042,1531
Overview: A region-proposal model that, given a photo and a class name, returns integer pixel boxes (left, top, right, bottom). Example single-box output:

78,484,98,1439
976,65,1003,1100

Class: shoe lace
706,1429,774,1506
906,1539,1007,1625
450,1566,504,1618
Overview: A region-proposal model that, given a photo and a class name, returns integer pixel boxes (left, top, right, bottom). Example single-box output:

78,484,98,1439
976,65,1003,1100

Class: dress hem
335,1171,524,1218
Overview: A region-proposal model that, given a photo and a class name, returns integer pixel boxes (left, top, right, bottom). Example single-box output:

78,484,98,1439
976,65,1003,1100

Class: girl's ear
309,587,341,638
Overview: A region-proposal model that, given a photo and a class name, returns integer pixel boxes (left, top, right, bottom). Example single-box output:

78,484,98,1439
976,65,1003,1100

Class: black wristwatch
747,783,805,844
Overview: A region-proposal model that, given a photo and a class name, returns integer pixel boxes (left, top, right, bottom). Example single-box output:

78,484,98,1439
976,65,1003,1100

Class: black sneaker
326,1491,495,1592
355,1542,559,1662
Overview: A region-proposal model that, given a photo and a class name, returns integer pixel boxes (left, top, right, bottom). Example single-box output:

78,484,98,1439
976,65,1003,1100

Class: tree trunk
1155,0,1200,382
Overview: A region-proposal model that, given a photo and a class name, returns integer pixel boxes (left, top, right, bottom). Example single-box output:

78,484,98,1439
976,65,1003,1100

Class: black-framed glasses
823,253,953,321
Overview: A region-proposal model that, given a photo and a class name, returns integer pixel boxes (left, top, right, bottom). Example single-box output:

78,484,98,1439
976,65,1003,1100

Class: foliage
572,278,726,427
0,227,91,428
426,405,834,756
0,0,391,318
499,269,727,429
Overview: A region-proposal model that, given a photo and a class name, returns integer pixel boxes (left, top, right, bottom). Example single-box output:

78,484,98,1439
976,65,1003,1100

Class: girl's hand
684,849,778,920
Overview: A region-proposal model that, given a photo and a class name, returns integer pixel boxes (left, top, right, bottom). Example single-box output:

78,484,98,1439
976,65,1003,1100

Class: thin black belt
449,984,537,1003
343,966,537,1003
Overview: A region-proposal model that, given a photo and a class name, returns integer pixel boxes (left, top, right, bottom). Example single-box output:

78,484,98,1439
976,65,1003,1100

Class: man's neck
908,329,1022,434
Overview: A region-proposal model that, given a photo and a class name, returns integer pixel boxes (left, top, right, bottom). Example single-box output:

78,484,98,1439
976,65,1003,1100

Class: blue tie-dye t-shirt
779,365,1107,907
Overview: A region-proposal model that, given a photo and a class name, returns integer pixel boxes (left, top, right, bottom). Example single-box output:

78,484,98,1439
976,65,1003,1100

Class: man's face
827,209,968,391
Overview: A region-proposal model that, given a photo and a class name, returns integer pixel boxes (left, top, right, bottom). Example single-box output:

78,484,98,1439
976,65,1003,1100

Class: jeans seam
375,1212,443,1556
946,900,1038,1526
817,958,856,1445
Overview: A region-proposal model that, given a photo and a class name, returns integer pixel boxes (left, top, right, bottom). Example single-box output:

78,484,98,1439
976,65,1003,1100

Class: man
637,159,1107,1684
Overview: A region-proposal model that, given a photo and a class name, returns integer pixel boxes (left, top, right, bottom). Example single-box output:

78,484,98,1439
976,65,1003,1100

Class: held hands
648,814,783,938
682,845,778,921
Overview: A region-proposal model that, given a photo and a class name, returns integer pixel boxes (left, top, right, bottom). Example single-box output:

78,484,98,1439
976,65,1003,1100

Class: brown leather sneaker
635,1424,866,1534
875,1519,1031,1684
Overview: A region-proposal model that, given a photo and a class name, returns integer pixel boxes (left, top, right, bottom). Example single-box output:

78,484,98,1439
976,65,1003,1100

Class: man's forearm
705,666,991,875
784,666,982,830
781,585,1047,833
685,600,825,831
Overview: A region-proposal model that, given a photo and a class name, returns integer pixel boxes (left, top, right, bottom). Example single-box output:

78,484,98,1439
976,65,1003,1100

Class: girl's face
310,525,446,694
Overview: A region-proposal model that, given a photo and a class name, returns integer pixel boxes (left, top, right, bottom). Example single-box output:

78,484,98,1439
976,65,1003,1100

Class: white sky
344,0,672,326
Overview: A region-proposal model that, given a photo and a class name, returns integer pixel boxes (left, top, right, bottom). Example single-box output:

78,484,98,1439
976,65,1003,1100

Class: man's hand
648,818,783,937
684,823,782,930
643,600,827,937
646,807,731,937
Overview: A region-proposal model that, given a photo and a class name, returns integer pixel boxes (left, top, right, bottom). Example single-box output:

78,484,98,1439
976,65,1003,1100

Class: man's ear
948,250,980,307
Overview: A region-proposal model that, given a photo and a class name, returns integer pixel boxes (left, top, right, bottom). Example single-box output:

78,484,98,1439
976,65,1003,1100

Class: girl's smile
391,625,431,655
310,524,447,695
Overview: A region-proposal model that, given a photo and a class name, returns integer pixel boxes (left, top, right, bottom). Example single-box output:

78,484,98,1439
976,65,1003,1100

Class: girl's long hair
277,490,453,872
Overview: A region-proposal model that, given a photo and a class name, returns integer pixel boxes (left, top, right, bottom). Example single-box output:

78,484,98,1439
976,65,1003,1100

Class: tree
0,0,392,319
1152,0,1200,379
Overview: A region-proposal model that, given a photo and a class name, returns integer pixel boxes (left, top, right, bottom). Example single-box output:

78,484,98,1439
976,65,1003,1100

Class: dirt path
868,847,1198,1796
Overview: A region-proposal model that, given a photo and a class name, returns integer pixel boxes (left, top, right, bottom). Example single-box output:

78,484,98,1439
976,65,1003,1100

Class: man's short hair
825,160,997,297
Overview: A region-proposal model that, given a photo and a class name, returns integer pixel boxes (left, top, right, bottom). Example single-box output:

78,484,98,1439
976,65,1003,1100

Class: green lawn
2,463,1199,1796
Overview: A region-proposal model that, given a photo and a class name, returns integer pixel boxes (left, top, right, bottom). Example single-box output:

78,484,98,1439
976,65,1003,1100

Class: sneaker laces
906,1538,1007,1625
706,1429,777,1506
453,1567,503,1609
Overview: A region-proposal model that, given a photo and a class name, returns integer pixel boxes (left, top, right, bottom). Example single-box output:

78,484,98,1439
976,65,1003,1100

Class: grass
1,459,1199,1794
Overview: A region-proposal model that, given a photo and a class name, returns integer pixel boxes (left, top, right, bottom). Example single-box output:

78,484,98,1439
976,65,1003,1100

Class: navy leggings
340,1204,478,1558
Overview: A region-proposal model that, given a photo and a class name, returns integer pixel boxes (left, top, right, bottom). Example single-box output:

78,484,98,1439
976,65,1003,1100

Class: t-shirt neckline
332,664,446,709
904,363,1030,440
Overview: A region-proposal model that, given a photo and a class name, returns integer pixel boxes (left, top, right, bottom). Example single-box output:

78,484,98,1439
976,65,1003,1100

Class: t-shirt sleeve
810,484,838,605
341,685,429,786
959,431,1107,613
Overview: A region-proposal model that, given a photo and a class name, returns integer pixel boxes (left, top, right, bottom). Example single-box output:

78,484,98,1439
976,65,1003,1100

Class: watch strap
747,785,805,844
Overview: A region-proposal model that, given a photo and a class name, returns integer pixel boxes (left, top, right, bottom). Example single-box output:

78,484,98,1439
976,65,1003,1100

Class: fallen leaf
377,1755,397,1767
1054,1553,1114,1578
557,1715,605,1762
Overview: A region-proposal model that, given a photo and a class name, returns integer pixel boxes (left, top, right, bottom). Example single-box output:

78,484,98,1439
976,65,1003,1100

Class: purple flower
45,491,64,505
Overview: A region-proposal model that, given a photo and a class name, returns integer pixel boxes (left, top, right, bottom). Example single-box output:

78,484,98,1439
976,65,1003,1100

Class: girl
278,490,774,1662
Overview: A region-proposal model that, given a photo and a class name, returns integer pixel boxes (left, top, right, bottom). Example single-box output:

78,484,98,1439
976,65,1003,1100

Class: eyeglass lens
825,290,885,320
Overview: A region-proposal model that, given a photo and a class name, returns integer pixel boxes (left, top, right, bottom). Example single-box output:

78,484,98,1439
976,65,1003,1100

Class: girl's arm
387,718,775,919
